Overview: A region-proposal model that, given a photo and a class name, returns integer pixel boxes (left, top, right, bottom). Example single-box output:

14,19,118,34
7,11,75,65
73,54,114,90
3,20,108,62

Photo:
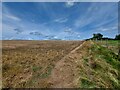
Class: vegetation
2,40,81,88
93,33,103,40
115,34,120,40
86,33,120,41
76,41,120,88
2,38,120,88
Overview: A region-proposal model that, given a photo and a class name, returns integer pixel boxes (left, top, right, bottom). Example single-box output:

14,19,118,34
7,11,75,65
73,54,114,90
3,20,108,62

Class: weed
40,66,52,78
90,44,120,70
80,78,95,88
83,57,89,62
32,66,42,72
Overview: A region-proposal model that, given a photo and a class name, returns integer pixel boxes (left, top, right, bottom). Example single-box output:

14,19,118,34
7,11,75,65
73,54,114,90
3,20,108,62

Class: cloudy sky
2,2,118,40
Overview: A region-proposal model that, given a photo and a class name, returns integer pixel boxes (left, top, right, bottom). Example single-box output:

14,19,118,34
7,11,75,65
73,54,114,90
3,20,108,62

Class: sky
2,2,118,40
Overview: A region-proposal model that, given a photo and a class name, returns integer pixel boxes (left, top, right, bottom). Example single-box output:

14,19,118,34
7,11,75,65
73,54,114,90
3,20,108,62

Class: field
2,40,83,88
2,40,120,88
95,40,119,54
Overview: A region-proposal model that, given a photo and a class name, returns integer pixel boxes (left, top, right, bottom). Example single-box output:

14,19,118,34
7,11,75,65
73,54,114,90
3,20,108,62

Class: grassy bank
77,41,120,88
94,40,119,54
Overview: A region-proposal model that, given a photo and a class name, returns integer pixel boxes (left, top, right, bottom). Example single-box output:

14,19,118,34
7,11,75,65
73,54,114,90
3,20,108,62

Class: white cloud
64,28,72,32
96,26,118,32
2,4,21,21
54,18,68,23
54,36,58,39
74,3,118,29
111,26,117,30
65,2,75,8
5,14,21,21
101,28,109,31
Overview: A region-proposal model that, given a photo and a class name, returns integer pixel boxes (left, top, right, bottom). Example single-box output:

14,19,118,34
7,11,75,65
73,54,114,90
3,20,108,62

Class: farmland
2,40,120,88
2,40,83,88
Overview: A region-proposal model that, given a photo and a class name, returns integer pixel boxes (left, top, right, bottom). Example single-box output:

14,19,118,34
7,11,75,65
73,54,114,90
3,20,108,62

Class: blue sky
2,2,118,40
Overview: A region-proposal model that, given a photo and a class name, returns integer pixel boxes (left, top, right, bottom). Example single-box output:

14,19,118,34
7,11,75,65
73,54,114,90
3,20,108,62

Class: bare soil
2,40,84,88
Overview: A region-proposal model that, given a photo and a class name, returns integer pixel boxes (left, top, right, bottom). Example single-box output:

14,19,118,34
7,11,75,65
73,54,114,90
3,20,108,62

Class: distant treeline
86,33,120,40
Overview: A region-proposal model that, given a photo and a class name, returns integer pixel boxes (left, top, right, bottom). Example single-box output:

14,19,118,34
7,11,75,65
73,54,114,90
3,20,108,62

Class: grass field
94,40,119,54
2,40,120,88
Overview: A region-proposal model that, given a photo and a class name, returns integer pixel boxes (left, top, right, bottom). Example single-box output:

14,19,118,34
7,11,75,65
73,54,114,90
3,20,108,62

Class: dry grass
2,40,83,88
2,40,120,88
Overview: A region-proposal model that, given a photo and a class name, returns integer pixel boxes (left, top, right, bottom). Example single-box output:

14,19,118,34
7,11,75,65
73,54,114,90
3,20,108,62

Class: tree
93,33,103,40
115,34,120,40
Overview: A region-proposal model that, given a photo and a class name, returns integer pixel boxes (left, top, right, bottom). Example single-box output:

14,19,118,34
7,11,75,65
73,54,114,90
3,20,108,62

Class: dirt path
48,41,86,88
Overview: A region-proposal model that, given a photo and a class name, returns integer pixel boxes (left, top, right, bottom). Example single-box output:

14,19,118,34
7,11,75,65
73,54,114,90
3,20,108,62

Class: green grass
80,78,96,88
79,41,120,88
95,40,119,45
89,42,120,88
91,44,120,70
94,40,119,54
25,66,53,87
32,66,53,79
40,66,52,78
32,66,42,72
